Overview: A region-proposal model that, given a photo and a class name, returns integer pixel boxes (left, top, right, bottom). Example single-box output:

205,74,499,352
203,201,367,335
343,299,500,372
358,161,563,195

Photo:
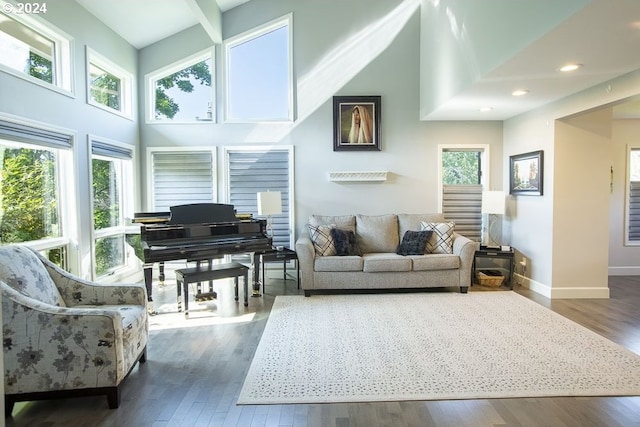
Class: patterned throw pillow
330,228,362,256
396,230,432,256
420,221,455,254
308,224,337,256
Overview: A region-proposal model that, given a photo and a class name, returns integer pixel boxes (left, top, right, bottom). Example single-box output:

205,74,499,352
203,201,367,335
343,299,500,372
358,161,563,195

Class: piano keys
134,203,272,311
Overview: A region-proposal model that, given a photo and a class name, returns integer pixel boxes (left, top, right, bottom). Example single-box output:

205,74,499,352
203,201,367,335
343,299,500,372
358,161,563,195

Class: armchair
0,245,148,416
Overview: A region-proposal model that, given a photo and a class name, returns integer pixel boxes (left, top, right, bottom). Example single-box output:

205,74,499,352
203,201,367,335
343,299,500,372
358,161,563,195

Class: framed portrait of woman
333,96,381,151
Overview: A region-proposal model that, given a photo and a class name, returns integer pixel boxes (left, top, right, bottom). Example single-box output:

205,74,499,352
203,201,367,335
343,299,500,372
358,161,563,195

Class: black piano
134,203,272,308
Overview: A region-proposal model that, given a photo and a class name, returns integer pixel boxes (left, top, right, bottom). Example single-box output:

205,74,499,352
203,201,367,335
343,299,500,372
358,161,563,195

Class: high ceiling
74,0,640,121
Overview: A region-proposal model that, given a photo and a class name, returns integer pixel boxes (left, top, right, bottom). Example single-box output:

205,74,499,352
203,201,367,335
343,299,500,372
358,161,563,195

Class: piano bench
175,262,249,317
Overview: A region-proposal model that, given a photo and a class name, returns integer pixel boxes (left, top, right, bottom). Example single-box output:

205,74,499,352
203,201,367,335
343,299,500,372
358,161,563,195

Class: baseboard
515,274,610,299
608,266,640,276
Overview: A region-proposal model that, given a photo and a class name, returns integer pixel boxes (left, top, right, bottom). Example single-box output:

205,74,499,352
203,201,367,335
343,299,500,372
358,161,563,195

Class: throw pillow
308,224,337,256
420,221,455,254
396,230,432,256
330,227,362,256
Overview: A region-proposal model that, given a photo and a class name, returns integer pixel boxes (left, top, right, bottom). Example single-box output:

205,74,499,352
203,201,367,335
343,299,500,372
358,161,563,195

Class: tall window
148,149,216,210
439,146,488,242
225,146,294,248
224,14,293,122
91,139,134,278
86,48,133,118
0,117,74,269
0,10,73,93
146,49,214,123
626,146,640,246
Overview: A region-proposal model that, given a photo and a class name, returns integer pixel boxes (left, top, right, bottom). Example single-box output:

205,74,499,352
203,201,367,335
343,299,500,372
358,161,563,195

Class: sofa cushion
330,228,362,256
410,254,460,271
356,214,399,253
308,224,337,256
309,214,355,231
396,230,432,255
363,253,412,272
421,221,455,254
315,256,364,272
397,213,446,241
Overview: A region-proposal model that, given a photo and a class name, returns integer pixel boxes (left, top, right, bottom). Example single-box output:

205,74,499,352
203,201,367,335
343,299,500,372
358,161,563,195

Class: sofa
295,213,476,295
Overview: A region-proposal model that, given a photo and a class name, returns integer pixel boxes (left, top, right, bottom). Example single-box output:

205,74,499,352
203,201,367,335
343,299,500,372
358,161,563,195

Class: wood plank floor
6,267,640,427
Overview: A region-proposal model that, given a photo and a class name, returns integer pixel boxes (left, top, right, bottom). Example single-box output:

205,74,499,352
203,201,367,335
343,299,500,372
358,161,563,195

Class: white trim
608,266,640,276
223,13,294,123
85,47,134,120
0,1,75,95
144,48,215,124
518,275,610,299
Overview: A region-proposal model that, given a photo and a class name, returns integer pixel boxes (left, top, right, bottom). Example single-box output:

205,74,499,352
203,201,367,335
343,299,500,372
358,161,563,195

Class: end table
473,245,515,289
260,248,299,293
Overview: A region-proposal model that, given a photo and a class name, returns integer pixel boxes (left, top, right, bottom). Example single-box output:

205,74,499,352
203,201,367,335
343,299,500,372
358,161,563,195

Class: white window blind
151,151,215,211
629,181,640,242
442,184,482,242
227,149,291,248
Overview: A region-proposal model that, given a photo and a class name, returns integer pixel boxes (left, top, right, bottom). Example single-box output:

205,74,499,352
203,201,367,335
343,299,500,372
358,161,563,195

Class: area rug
237,292,640,404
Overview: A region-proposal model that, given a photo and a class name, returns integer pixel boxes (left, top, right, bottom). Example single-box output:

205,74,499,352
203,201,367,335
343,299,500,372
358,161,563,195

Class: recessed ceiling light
512,89,529,97
479,106,493,112
560,63,582,72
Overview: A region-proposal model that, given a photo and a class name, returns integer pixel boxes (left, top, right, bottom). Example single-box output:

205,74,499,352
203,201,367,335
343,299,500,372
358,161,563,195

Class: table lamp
257,191,282,238
481,190,505,248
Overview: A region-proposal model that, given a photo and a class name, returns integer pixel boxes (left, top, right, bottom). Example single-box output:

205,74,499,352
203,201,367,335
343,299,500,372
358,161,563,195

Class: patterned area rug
238,292,640,404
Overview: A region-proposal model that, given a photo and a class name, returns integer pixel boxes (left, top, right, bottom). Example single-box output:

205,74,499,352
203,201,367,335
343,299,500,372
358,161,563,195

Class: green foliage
155,60,211,119
28,51,53,84
91,72,121,110
0,148,58,243
92,158,119,230
442,151,480,185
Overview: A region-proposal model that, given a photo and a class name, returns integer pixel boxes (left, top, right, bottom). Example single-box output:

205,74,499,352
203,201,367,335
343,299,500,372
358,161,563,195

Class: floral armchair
0,245,148,416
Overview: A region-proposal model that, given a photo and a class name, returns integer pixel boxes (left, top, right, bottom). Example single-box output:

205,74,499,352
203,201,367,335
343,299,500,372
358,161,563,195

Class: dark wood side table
473,246,515,289
260,248,299,292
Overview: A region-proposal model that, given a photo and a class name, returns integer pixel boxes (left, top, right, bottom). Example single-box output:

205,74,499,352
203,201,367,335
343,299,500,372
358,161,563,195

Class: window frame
624,145,640,247
88,135,136,280
85,47,134,119
223,13,294,123
0,2,74,96
144,48,215,124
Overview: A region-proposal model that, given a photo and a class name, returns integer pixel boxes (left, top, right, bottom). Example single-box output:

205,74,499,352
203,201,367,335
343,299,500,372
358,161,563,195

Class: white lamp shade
257,191,282,216
481,191,505,215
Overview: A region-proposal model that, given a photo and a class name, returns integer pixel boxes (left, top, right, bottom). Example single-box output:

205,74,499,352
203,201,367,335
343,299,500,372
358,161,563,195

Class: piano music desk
175,262,249,317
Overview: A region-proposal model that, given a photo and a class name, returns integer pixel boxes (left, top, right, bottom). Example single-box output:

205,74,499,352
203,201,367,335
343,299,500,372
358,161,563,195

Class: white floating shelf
328,171,389,182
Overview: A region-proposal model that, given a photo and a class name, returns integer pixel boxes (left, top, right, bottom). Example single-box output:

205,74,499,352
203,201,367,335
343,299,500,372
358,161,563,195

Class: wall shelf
328,171,388,182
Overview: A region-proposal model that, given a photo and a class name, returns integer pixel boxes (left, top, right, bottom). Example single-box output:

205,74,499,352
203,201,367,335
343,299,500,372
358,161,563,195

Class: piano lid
168,203,238,225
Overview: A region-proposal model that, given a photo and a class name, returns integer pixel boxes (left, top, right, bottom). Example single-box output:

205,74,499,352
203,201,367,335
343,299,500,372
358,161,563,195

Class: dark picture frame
333,96,381,151
510,150,544,195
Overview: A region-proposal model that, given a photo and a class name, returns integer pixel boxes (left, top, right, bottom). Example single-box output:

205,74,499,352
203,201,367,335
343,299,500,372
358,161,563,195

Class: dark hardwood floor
6,266,640,427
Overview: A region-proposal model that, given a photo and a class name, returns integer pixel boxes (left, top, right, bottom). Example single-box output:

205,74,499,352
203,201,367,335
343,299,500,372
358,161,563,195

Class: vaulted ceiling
75,0,640,121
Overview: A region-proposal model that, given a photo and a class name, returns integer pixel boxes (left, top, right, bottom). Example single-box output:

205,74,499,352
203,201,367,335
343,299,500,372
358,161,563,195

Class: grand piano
134,203,272,310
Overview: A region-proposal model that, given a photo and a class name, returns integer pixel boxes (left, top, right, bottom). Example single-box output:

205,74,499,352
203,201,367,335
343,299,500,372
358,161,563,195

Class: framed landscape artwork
510,150,544,195
333,96,381,151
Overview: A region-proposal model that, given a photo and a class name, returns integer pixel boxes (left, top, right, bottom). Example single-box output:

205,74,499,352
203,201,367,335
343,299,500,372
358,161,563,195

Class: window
439,146,489,242
0,116,75,269
225,146,294,248
0,7,73,93
91,138,135,278
146,49,214,123
148,148,216,210
625,146,640,246
86,48,133,118
224,14,293,122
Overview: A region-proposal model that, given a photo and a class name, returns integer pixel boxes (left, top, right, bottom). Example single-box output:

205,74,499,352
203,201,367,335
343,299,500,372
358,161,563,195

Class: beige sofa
295,213,476,296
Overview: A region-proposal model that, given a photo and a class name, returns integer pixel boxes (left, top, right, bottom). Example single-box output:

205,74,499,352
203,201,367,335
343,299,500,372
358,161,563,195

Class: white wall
138,0,504,240
505,70,640,298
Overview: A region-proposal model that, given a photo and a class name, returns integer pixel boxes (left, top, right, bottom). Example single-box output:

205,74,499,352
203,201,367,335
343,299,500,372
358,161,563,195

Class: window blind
0,119,72,149
227,149,291,248
442,184,482,242
91,141,133,159
629,181,640,241
151,151,215,211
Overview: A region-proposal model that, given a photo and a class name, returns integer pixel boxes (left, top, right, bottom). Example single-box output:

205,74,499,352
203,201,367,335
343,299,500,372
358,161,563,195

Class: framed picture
333,96,381,151
510,150,544,195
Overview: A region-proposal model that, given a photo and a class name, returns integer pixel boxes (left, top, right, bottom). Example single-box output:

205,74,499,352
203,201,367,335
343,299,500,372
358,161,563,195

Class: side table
260,248,299,292
473,245,515,289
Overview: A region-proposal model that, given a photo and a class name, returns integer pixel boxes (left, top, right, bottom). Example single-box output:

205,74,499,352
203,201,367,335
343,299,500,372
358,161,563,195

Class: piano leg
251,252,262,297
143,263,157,315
